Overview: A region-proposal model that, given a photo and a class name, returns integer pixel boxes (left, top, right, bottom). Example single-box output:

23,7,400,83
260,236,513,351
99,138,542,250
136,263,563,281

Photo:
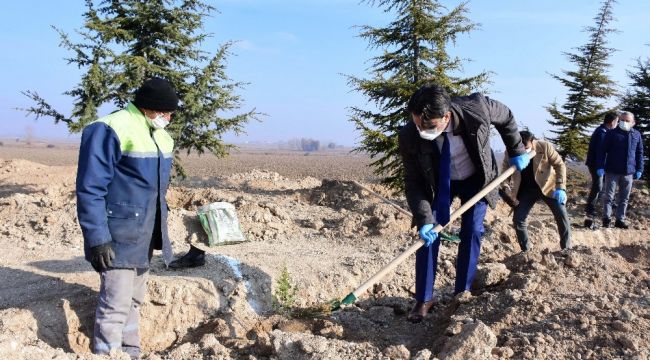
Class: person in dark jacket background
583,112,618,229
76,78,178,358
399,84,528,323
596,111,644,229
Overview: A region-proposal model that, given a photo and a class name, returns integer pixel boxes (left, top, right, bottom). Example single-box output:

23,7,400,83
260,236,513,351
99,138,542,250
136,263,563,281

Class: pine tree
22,0,259,176
348,0,490,190
546,0,618,161
620,56,650,182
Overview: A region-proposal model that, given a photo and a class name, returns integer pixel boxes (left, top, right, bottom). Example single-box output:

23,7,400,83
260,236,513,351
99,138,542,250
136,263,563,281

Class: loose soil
0,145,648,360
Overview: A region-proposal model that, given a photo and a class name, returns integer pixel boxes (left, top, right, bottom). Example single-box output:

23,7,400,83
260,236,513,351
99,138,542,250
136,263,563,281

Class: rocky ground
0,149,648,360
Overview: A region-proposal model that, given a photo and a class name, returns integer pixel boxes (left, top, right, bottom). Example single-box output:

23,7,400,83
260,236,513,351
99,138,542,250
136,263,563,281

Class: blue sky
1,0,649,148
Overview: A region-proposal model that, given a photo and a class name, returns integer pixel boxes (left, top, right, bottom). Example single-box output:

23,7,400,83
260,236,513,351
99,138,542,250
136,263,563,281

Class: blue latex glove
509,153,530,171
596,169,605,177
553,189,567,205
634,171,642,180
418,224,439,247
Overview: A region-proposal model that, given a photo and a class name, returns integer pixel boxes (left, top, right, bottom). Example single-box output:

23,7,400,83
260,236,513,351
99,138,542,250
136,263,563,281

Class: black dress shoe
602,218,611,228
168,246,206,269
407,300,436,323
614,220,629,229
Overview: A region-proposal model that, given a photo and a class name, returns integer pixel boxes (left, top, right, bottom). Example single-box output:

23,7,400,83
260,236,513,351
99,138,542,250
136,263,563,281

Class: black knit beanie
133,77,179,112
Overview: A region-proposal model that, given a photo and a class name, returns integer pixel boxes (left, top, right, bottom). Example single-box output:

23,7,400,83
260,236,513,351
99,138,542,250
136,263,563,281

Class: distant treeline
278,138,340,152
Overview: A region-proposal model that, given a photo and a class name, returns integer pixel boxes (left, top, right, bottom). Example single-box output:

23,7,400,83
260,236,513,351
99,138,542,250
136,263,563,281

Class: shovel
332,151,535,310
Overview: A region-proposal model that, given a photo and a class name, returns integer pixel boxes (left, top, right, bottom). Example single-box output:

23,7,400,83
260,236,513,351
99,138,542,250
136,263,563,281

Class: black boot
614,219,629,229
168,245,206,269
584,218,596,230
602,218,611,228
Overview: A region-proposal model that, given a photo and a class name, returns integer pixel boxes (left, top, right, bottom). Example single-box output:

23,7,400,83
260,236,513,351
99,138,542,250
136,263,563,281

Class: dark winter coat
76,103,174,268
596,127,644,175
585,124,608,169
399,93,526,228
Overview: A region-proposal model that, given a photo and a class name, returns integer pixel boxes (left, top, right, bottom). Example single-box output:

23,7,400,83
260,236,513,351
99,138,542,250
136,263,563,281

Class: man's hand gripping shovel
329,150,536,311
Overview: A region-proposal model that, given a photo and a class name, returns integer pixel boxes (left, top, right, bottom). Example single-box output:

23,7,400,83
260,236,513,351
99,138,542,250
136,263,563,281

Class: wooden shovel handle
349,151,535,299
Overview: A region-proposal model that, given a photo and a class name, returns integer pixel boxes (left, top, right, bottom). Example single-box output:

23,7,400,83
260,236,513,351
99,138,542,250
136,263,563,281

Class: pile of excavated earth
0,158,648,359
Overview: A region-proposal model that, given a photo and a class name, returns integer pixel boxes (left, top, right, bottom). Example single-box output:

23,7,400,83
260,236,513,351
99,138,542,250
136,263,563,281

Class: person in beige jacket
501,131,572,251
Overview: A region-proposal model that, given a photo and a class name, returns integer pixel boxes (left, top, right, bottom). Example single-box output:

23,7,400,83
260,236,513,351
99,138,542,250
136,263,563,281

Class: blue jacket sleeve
75,122,122,248
595,130,609,169
636,131,644,173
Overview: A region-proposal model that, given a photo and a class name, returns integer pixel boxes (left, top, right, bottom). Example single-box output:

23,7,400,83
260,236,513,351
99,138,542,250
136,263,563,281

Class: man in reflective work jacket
76,77,178,358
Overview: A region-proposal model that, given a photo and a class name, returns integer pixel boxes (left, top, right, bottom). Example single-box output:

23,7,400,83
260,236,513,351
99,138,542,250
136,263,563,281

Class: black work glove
90,243,115,272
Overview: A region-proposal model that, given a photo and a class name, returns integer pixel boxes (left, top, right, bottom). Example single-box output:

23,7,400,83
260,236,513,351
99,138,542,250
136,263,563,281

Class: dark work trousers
585,166,603,217
513,186,572,251
93,268,148,358
415,174,488,300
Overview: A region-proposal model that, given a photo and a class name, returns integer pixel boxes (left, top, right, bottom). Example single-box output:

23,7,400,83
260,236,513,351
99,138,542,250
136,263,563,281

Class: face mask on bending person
413,109,451,141
418,127,443,141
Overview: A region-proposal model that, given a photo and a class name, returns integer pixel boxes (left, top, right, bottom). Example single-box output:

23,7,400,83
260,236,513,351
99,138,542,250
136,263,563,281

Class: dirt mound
167,176,412,245
0,308,89,360
224,169,322,191
452,244,650,359
308,179,364,210
1,157,649,359
0,160,81,251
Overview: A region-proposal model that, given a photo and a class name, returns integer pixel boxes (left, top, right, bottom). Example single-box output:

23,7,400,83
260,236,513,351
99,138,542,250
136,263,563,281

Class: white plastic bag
197,202,247,246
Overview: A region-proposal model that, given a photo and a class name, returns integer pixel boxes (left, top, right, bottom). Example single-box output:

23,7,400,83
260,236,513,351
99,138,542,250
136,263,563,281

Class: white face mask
618,121,631,131
418,127,443,141
147,114,169,129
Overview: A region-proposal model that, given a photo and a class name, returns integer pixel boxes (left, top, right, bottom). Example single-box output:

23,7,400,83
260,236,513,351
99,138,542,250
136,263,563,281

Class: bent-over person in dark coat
399,84,529,323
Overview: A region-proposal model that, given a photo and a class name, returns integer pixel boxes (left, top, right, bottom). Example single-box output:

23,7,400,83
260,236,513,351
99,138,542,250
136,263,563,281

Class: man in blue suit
399,84,529,322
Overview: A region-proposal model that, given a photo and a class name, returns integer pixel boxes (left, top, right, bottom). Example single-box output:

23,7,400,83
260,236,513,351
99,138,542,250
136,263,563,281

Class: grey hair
619,111,634,117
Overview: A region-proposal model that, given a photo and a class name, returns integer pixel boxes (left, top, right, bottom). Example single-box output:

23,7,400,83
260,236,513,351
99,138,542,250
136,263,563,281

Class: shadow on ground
0,263,96,353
